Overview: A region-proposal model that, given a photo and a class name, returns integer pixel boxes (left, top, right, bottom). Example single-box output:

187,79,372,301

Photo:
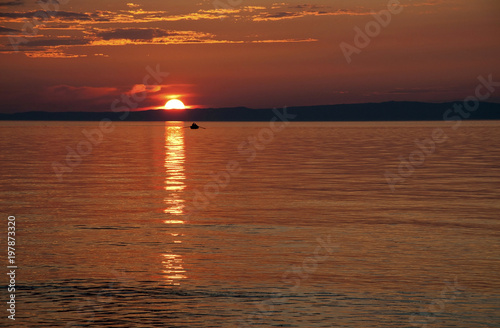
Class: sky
0,0,499,113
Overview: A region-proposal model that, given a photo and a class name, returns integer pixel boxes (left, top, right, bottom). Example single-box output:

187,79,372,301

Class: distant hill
1,102,499,121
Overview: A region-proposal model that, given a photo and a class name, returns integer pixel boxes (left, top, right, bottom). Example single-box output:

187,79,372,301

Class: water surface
1,121,499,327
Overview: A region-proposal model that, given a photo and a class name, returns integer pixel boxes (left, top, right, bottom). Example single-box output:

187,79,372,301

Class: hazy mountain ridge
1,102,500,121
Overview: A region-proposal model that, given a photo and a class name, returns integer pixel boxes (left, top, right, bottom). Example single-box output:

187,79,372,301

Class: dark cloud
47,10,92,20
0,0,23,6
88,11,114,22
262,12,299,19
95,28,178,41
36,0,59,4
0,26,20,33
19,38,90,47
42,23,72,28
0,11,40,18
0,10,91,20
289,4,328,9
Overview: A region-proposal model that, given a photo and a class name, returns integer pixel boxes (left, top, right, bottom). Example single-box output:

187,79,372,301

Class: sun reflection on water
164,123,186,217
163,122,187,285
162,253,187,283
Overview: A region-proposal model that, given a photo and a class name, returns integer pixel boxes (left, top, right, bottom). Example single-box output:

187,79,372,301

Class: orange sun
164,99,185,110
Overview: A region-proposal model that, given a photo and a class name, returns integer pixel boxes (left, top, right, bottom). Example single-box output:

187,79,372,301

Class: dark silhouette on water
187,123,206,129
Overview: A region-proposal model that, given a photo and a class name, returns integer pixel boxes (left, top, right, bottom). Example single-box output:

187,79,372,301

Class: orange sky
0,0,499,112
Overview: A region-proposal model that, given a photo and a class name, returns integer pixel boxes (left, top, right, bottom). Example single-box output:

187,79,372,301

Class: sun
164,99,185,110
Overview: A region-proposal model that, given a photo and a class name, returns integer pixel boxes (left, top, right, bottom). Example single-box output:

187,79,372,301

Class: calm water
1,121,499,327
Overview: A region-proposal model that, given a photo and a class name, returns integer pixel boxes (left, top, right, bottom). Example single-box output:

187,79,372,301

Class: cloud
48,85,117,96
247,1,447,21
77,9,226,24
38,23,78,29
0,10,91,21
89,28,217,45
5,84,118,110
24,49,86,58
129,84,162,95
0,1,447,26
0,25,19,33
0,6,323,57
288,4,329,9
0,5,362,25
88,36,316,47
248,4,376,22
407,0,447,7
37,0,59,3
94,28,181,41
0,24,316,58
19,37,90,47
262,11,299,19
251,10,368,21
0,7,240,26
0,0,23,6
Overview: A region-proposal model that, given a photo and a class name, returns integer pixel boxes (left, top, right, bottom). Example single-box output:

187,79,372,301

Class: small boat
190,123,199,129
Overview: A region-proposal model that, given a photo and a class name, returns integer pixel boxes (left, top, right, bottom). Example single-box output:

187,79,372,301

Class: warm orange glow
164,99,185,110
164,220,185,224
164,123,185,215
162,123,188,285
162,253,187,284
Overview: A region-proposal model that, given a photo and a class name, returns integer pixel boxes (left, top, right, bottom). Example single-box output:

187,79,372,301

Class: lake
1,120,499,327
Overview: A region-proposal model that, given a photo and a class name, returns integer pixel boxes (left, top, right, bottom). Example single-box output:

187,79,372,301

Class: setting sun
164,99,185,110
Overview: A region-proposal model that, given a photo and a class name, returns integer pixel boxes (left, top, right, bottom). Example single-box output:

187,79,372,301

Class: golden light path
162,122,187,285
164,123,186,216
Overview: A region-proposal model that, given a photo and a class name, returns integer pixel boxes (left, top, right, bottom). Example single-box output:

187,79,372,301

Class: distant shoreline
1,102,500,122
